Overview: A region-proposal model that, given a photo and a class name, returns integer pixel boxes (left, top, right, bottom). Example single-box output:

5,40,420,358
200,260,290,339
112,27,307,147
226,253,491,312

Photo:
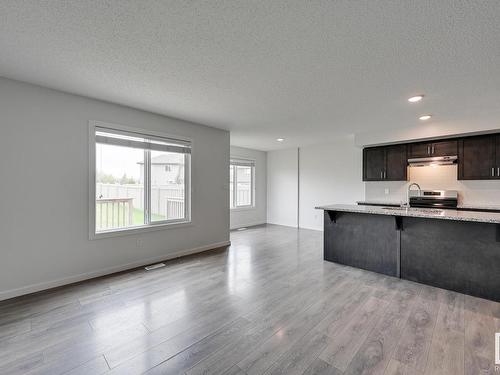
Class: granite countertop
357,200,500,211
316,204,500,224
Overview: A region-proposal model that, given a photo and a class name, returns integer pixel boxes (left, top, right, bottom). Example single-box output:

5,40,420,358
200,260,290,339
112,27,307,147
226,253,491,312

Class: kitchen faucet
405,183,421,207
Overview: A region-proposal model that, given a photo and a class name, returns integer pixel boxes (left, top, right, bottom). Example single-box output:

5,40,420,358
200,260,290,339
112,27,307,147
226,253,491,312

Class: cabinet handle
492,167,495,177
498,167,499,177
380,171,383,179
384,170,386,179
431,145,435,154
427,145,430,155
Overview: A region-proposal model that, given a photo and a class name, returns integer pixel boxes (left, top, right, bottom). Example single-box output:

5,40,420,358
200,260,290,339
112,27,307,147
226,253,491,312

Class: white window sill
90,220,192,240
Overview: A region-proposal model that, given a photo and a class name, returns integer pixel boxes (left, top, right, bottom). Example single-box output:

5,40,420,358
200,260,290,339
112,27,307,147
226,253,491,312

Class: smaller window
230,158,255,209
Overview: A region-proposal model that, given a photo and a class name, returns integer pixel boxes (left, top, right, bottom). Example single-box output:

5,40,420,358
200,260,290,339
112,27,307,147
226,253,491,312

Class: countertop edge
356,201,500,211
315,204,500,224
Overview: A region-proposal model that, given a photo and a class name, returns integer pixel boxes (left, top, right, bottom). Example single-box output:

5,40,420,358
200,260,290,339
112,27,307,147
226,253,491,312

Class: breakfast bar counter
317,204,500,302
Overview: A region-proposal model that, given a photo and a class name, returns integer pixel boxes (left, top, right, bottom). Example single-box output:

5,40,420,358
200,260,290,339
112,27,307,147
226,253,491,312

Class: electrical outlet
384,188,390,195
136,238,143,248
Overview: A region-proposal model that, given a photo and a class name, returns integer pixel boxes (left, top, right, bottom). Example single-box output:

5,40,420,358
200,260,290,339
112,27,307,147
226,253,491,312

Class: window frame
89,121,192,239
229,158,256,210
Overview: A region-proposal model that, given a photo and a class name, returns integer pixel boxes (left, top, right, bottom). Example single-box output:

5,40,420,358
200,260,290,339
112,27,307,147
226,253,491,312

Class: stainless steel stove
408,189,458,209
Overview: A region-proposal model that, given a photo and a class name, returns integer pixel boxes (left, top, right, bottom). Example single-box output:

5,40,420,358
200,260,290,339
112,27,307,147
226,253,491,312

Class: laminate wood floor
1,224,499,375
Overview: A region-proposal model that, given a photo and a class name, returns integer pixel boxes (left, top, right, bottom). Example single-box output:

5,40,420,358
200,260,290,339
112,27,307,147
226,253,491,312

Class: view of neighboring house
94,151,186,230
138,153,185,186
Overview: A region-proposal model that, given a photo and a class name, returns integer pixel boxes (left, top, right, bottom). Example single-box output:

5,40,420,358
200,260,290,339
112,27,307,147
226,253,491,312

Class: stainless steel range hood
407,155,457,167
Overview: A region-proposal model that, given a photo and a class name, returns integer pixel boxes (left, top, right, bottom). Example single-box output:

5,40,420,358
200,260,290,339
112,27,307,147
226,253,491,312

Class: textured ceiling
1,1,499,150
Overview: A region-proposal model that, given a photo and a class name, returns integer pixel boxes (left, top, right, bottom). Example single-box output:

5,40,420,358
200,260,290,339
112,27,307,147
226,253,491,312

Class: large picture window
229,158,255,209
92,124,191,235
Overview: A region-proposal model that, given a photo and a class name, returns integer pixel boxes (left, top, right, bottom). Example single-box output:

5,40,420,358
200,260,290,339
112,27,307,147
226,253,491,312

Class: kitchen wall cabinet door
385,144,407,181
496,135,500,178
458,135,496,180
408,142,431,159
363,147,385,181
431,140,458,157
408,140,457,158
363,145,407,181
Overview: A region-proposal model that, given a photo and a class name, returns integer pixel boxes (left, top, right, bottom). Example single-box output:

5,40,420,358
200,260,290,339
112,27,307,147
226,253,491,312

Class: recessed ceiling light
276,138,284,142
419,114,432,121
408,95,424,103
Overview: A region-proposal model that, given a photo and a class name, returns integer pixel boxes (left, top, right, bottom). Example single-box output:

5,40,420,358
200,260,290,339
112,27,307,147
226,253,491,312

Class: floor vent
145,263,166,271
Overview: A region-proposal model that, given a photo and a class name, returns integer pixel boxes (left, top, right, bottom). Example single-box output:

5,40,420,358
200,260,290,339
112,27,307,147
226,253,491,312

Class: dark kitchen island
317,204,500,302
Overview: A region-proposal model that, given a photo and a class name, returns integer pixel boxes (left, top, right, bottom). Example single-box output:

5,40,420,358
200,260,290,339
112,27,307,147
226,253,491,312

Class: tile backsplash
365,165,500,207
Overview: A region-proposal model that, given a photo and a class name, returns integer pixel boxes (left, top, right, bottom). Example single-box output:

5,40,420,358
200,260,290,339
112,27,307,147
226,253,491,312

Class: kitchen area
318,132,500,302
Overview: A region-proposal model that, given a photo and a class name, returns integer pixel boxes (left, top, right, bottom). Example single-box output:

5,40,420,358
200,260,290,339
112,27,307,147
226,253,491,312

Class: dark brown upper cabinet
496,135,500,178
363,144,407,181
363,147,386,181
363,133,500,182
458,135,497,180
432,140,458,157
385,144,408,180
408,140,457,159
408,142,430,158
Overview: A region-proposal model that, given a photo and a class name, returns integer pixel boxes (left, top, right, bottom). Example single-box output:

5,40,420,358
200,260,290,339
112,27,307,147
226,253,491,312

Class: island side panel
401,217,500,302
324,211,399,277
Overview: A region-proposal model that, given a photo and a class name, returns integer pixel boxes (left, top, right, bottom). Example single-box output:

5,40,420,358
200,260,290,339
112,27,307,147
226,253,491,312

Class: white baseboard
265,221,298,228
297,225,323,232
265,221,323,231
0,240,231,302
230,221,266,230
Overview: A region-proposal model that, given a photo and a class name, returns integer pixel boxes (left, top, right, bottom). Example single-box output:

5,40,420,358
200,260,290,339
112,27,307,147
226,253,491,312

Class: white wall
0,77,230,300
299,137,364,230
267,148,299,227
229,146,267,229
266,138,364,231
365,165,500,207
